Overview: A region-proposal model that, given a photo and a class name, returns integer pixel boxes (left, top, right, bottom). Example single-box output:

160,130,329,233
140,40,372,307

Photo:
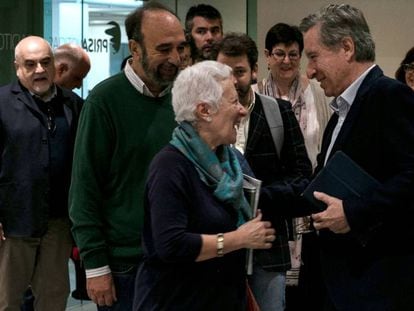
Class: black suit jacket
316,66,414,310
245,93,312,271
0,81,83,237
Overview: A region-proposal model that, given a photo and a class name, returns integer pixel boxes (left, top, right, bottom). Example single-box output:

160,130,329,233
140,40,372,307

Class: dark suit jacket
0,81,83,237
245,93,312,271
316,66,414,310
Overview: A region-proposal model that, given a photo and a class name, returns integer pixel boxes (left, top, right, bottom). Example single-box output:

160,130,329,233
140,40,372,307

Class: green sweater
69,72,176,269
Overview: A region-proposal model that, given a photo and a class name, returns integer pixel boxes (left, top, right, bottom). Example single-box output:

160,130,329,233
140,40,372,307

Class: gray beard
141,48,175,88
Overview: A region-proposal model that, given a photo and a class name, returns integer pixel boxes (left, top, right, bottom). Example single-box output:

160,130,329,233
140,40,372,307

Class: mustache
162,62,179,69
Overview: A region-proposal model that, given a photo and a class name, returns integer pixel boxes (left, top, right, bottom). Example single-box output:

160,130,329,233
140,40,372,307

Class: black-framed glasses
403,63,414,73
270,50,300,61
46,104,56,136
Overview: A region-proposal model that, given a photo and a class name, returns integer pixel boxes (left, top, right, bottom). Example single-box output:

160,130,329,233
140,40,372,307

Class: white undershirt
124,58,170,97
234,92,256,154
324,64,376,164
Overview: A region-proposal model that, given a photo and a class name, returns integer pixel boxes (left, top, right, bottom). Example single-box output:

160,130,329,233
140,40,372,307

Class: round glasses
403,63,414,73
270,50,300,61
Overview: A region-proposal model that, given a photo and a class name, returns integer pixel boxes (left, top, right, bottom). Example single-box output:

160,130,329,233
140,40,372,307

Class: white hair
172,60,232,123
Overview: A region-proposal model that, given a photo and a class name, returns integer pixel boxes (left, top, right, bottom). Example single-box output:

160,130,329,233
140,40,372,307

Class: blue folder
303,151,380,212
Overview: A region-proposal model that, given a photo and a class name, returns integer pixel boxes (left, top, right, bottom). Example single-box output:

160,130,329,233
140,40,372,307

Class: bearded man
68,2,186,310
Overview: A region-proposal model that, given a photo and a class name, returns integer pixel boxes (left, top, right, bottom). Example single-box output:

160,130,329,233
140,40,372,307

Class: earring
205,116,212,122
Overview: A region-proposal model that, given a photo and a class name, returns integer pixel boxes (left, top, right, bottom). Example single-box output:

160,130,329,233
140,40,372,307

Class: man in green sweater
69,2,186,310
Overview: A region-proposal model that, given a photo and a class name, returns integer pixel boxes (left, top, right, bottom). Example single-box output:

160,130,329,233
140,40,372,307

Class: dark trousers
20,289,34,311
285,232,326,311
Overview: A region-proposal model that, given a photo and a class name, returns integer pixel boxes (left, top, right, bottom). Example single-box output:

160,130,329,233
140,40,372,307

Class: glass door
45,0,144,98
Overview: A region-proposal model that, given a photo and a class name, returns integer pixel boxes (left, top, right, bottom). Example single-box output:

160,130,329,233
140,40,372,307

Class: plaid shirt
245,93,312,271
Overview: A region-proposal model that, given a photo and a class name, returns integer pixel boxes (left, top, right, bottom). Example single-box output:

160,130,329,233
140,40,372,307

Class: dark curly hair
185,4,222,36
395,47,414,84
210,32,258,70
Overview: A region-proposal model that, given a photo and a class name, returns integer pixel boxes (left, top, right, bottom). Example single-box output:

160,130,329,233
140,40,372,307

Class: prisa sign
82,21,121,54
82,38,109,53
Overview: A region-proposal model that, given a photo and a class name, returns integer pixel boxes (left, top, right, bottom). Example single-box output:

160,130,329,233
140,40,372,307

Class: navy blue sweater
134,144,247,311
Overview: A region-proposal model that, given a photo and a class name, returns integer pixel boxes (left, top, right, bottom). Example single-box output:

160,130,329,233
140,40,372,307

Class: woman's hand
236,210,275,249
196,210,276,261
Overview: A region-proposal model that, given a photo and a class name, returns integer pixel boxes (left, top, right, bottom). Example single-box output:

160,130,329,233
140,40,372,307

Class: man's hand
311,191,351,234
87,273,117,307
0,222,5,247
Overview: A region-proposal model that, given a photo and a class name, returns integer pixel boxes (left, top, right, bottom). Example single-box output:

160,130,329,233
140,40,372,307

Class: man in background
179,41,193,70
20,41,90,311
213,33,312,311
54,43,90,90
54,42,91,303
185,3,223,62
0,35,83,311
69,2,186,310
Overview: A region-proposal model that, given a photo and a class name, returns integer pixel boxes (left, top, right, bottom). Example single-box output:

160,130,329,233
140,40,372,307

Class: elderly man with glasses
0,35,83,311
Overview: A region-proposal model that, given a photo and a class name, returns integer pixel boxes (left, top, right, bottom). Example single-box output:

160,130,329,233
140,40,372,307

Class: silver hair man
299,4,375,62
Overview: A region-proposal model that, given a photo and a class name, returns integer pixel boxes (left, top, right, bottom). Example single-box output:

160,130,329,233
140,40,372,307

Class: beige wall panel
176,0,246,33
159,0,247,33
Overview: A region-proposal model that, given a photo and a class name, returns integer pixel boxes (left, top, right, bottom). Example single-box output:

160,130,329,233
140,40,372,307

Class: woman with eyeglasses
395,47,414,91
258,23,331,169
256,23,332,311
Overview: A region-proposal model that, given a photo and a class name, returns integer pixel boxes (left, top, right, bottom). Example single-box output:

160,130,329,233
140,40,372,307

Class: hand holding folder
302,151,380,212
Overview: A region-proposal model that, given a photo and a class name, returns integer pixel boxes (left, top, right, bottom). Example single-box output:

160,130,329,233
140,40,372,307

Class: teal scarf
170,121,251,225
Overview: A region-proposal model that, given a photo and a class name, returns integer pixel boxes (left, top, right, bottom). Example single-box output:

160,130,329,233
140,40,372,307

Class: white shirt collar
330,64,376,115
124,59,171,97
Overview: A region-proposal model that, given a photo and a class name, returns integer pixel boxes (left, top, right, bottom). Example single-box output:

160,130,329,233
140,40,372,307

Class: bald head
15,36,52,62
14,36,55,99
54,43,91,90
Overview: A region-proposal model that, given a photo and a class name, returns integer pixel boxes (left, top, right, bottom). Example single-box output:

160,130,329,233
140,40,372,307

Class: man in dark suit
299,4,414,310
0,36,83,310
213,32,312,311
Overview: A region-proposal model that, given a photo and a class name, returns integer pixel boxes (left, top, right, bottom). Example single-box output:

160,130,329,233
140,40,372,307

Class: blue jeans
97,264,138,311
249,264,286,311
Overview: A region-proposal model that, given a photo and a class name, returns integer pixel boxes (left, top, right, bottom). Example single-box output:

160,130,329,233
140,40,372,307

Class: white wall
175,0,247,33
256,0,414,80
159,0,247,34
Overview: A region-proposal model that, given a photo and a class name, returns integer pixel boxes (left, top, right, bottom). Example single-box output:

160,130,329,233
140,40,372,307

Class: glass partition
45,0,143,98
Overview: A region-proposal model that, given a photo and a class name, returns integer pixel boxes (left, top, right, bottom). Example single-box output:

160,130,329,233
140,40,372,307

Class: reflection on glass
45,0,144,98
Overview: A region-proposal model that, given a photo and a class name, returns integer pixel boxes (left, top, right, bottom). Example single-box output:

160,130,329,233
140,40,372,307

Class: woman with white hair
133,61,275,310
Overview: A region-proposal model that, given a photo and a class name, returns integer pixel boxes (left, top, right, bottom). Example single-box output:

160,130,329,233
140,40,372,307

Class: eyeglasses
46,104,56,136
270,50,300,61
403,63,414,73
